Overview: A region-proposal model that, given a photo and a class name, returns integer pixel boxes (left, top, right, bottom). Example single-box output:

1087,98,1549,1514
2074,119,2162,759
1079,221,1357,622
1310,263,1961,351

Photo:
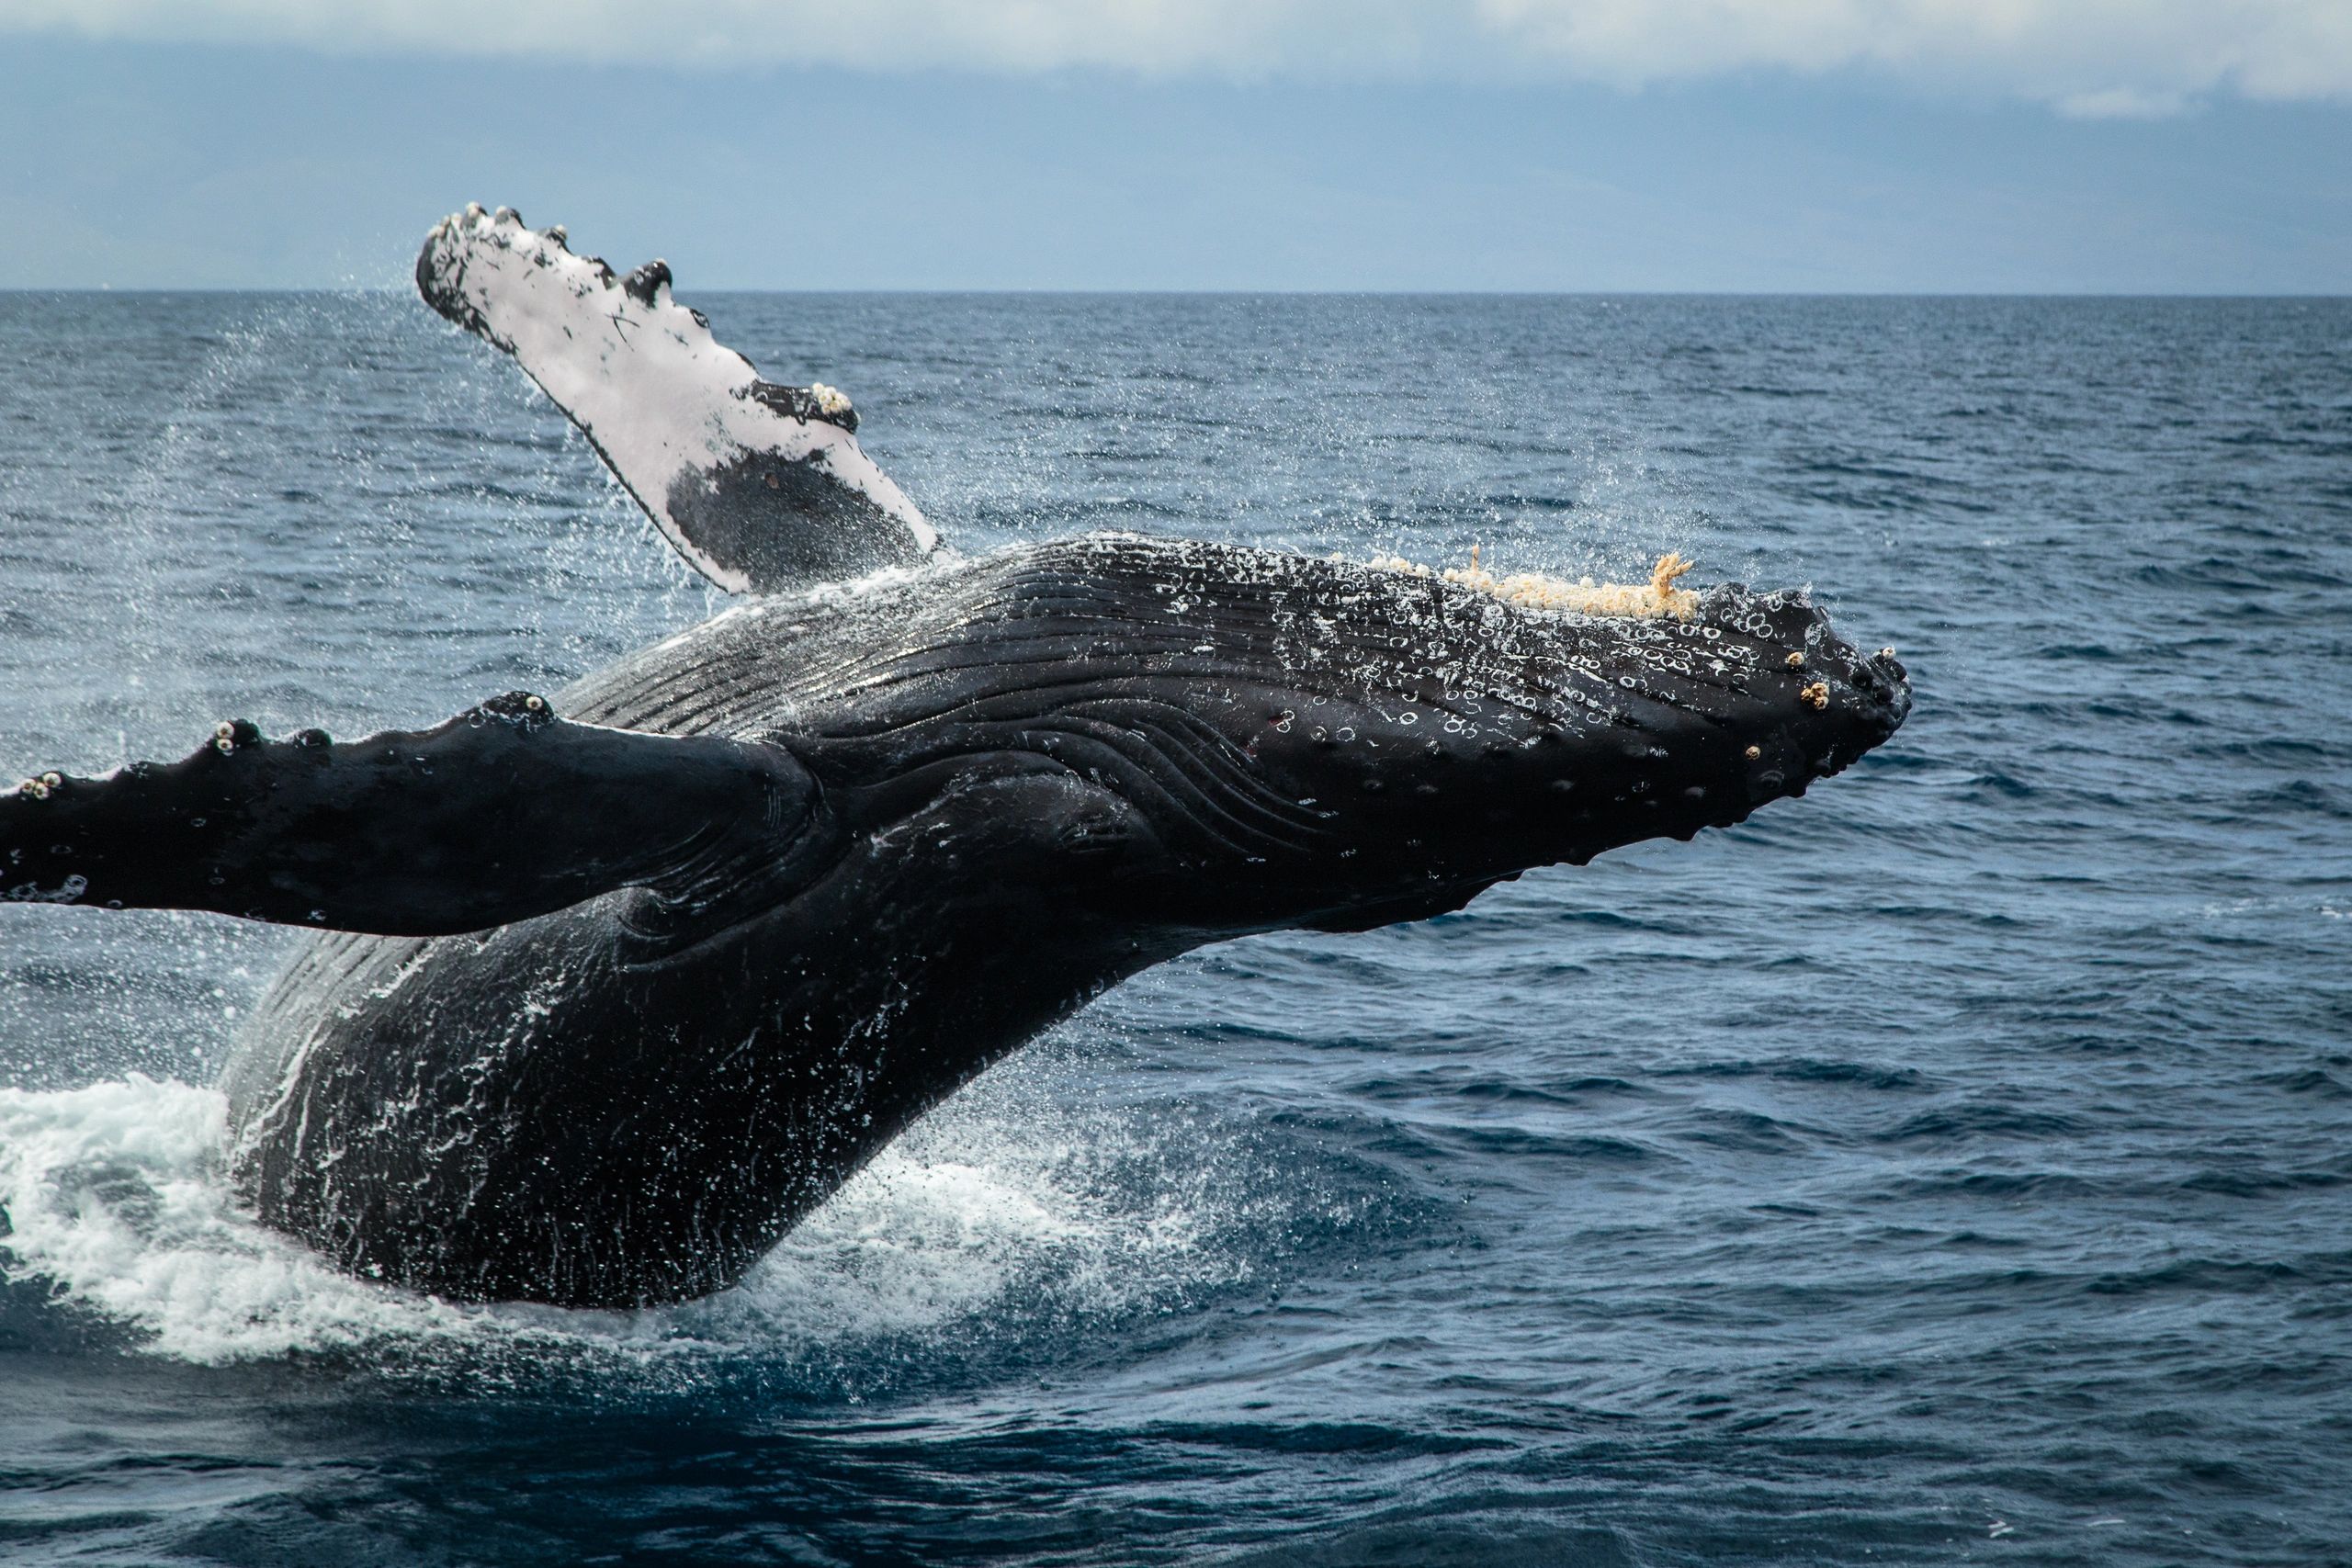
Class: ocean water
1,288,2347,1566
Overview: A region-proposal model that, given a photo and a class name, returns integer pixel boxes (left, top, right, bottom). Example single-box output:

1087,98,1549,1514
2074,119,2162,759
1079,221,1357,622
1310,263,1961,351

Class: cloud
5,0,2349,113
2055,85,2192,120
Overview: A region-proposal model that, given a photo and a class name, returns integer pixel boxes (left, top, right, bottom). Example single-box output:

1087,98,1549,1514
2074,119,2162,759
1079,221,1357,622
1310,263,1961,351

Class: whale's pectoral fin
415,204,945,595
1,694,815,936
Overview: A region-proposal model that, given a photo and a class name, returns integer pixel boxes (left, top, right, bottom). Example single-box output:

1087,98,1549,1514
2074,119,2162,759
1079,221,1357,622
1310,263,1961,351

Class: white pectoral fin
416,204,945,595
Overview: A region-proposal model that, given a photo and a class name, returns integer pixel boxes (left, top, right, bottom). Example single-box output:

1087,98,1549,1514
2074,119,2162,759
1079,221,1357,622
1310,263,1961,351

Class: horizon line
5,286,2347,301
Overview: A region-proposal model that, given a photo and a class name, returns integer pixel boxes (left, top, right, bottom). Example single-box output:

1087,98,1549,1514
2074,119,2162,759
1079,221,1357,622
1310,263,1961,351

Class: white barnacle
809,382,854,418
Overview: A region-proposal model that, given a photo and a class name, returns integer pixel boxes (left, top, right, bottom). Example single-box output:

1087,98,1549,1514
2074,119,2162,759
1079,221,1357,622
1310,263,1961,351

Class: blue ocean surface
1,288,2347,1566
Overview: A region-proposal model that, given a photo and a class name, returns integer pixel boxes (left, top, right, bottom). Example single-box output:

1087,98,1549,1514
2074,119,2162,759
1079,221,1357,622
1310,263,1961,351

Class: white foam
0,1075,511,1361
0,1061,1255,1368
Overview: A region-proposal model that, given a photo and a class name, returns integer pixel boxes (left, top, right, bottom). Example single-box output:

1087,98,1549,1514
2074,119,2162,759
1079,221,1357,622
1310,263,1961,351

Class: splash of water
0,1049,1273,1371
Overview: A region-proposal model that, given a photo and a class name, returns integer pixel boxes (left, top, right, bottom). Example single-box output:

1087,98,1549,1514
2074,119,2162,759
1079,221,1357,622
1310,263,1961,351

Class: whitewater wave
0,1054,1272,1371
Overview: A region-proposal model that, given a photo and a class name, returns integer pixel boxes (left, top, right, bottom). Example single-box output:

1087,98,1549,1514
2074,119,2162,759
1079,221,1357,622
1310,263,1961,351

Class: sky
1,1,2347,292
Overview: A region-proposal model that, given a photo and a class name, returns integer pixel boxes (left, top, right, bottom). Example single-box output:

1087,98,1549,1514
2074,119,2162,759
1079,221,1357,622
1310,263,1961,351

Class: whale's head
786,533,1908,942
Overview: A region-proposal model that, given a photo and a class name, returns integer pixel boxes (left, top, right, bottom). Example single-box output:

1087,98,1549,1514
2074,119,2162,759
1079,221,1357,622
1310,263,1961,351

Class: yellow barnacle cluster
1363,547,1701,621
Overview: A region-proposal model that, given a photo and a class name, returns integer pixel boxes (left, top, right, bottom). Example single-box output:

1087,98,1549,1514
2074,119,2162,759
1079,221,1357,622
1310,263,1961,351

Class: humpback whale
1,206,1910,1308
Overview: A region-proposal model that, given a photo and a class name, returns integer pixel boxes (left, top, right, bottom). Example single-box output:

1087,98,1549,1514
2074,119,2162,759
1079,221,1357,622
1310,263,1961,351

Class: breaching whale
1,206,1910,1308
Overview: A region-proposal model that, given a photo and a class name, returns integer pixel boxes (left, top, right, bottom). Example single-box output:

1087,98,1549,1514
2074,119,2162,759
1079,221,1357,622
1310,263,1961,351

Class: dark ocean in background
1,289,2347,1566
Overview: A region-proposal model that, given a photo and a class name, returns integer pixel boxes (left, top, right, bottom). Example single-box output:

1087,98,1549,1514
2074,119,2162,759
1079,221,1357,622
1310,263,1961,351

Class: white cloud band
5,0,2348,113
